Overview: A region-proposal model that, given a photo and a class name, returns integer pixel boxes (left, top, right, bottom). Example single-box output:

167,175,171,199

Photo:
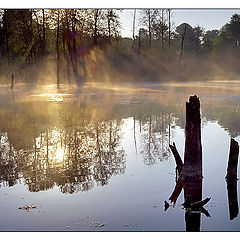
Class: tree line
0,9,240,85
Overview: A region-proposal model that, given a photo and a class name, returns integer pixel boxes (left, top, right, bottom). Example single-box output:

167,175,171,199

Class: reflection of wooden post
227,179,239,220
184,178,202,232
182,95,202,179
226,138,239,180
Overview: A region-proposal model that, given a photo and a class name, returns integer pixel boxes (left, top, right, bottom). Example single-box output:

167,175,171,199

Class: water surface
0,81,240,231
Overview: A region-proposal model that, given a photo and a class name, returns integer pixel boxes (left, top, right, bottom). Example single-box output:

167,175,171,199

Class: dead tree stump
182,95,202,179
226,138,239,180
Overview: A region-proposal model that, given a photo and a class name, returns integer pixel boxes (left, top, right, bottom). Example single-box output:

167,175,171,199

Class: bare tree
141,9,159,54
132,9,136,49
168,9,171,62
56,10,60,88
178,23,187,67
42,9,46,56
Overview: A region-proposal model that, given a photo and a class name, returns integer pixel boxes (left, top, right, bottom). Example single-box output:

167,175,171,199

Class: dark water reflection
0,82,240,231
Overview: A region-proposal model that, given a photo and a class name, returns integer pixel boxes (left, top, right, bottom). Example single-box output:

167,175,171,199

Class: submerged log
182,95,202,179
169,142,183,174
226,138,239,180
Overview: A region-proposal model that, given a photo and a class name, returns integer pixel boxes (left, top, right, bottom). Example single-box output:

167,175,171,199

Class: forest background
1,9,240,86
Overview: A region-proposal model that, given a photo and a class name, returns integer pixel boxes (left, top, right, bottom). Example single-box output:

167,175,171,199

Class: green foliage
175,23,204,56
1,10,240,83
202,30,219,54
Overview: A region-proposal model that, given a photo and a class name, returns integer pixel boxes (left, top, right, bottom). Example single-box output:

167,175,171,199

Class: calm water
0,81,240,231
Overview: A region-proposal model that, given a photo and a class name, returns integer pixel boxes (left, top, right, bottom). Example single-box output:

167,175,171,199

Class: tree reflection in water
0,93,182,193
3,84,240,197
0,100,178,195
0,118,126,194
138,113,173,166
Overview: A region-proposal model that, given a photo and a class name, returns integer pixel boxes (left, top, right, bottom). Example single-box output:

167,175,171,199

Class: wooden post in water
182,95,202,179
167,95,210,232
10,73,14,89
226,138,239,180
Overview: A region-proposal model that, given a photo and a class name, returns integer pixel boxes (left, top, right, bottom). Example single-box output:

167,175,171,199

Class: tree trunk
148,10,152,54
161,10,164,49
3,10,10,65
178,23,187,67
42,9,46,56
65,13,81,85
107,10,112,43
72,10,77,70
93,10,99,46
56,11,60,88
66,55,70,84
10,73,14,89
132,9,136,49
137,35,141,55
62,28,66,57
168,9,171,62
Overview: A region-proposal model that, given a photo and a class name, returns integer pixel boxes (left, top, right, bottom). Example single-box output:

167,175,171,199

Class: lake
0,80,240,231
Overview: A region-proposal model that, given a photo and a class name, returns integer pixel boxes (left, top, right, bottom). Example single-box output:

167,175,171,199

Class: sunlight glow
30,93,71,102
54,147,65,163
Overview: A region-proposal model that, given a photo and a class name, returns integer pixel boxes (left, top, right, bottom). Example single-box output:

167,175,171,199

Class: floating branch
169,142,183,174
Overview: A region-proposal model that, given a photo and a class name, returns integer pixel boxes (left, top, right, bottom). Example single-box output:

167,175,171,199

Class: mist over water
0,81,239,231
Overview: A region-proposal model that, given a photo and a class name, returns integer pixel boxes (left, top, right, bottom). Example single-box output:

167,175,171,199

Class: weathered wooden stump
166,95,211,232
182,95,202,179
226,138,239,180
168,95,203,202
